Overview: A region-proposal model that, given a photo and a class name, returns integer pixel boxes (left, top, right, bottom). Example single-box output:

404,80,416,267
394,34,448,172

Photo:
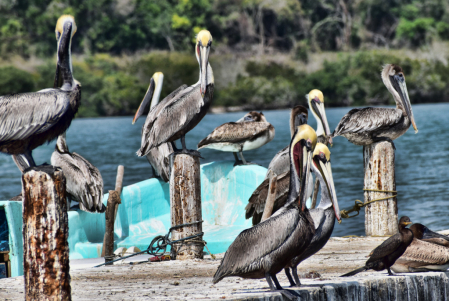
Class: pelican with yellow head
132,72,175,182
284,142,342,287
213,124,317,299
307,89,332,145
135,30,214,158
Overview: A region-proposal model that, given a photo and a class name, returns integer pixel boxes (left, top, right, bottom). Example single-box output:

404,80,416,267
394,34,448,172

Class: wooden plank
363,141,398,236
22,165,71,300
170,154,203,260
261,174,277,222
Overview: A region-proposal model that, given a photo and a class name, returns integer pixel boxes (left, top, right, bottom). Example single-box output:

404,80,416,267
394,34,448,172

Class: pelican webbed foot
372,137,396,150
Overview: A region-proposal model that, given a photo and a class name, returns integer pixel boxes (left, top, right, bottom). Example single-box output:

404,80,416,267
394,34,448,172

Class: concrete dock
2,235,449,300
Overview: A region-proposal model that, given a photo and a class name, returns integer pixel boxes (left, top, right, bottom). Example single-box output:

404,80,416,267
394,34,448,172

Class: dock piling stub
22,165,71,301
170,154,203,260
102,165,124,261
363,141,398,236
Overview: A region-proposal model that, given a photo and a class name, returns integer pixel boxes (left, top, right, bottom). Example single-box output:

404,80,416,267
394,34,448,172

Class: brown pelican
197,111,275,165
284,143,341,287
306,89,332,145
341,216,413,277
409,223,449,247
213,125,317,298
132,72,175,182
331,64,418,147
135,30,214,158
2,15,80,171
391,238,449,273
245,105,316,224
51,133,105,212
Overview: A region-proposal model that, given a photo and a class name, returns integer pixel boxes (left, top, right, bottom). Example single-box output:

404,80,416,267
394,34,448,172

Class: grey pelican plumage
132,72,175,182
342,216,413,277
197,111,275,165
51,133,105,212
213,125,317,297
284,143,341,286
134,30,214,158
392,238,449,273
331,64,418,147
3,15,80,172
246,105,320,224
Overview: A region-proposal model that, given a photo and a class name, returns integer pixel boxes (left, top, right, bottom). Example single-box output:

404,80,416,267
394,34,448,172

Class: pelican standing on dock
213,125,317,298
1,15,80,172
284,143,341,286
246,98,331,224
135,30,214,158
331,64,418,147
341,216,413,277
132,72,176,181
197,111,275,165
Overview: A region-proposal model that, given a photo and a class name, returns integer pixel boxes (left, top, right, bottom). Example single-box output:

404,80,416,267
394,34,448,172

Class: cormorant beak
311,97,333,145
392,74,418,133
403,221,412,226
54,22,74,90
314,159,341,222
197,42,211,98
132,77,155,124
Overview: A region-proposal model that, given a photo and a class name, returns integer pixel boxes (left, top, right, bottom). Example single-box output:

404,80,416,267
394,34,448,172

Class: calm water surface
1,103,448,237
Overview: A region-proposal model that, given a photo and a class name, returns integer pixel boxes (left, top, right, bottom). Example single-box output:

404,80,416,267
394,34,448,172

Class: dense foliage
1,0,449,116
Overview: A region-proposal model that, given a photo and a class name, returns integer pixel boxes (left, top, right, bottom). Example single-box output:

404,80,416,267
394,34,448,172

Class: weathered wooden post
170,154,203,260
102,165,124,263
261,173,277,222
22,165,71,301
363,141,398,236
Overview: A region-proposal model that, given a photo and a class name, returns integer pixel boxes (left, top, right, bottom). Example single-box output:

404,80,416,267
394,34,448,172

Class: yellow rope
340,188,397,219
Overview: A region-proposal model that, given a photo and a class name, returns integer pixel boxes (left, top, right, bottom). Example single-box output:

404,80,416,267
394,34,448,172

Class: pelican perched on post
331,64,418,147
197,111,275,165
134,30,214,158
132,72,177,182
51,133,105,212
49,16,105,213
284,143,341,287
213,125,317,298
2,14,80,172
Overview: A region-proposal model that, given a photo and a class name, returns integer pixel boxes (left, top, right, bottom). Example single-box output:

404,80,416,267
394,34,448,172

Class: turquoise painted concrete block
0,201,23,277
1,161,267,274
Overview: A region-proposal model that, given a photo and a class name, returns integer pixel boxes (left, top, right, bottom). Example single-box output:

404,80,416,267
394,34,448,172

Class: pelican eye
314,97,321,103
306,140,312,150
320,152,325,159
56,31,61,41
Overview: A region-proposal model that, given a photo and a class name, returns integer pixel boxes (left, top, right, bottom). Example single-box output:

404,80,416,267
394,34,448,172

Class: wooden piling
363,141,398,236
261,174,277,222
170,154,203,260
22,165,71,301
101,165,124,262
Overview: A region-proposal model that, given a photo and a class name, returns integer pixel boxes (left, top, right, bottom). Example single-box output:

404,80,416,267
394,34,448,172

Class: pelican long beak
198,44,210,98
54,22,73,90
132,77,155,124
316,160,341,222
293,140,313,212
392,75,418,133
311,98,333,145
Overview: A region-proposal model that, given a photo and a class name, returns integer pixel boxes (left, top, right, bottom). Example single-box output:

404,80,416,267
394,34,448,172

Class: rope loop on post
340,188,398,219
